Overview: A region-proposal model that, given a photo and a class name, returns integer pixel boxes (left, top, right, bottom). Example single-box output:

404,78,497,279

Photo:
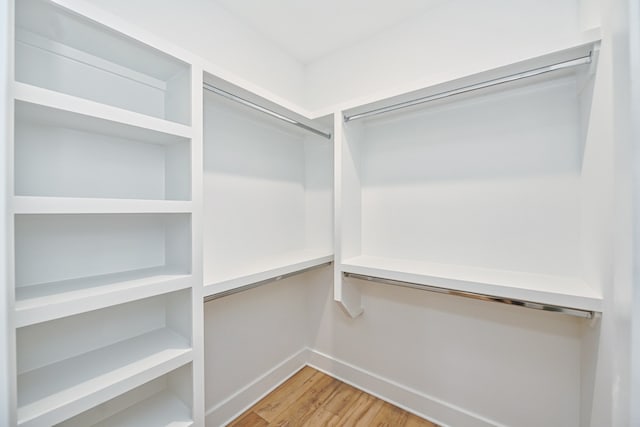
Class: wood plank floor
227,366,439,427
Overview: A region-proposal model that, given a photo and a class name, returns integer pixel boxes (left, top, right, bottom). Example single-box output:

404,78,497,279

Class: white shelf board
315,38,601,119
341,255,602,312
15,267,192,327
203,250,333,298
92,390,192,427
13,82,192,139
17,328,192,427
12,196,193,215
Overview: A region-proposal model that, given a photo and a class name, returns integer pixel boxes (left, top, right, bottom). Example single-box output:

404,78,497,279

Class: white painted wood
91,391,193,427
57,374,170,427
14,0,190,124
14,267,192,327
0,0,15,425
7,1,201,425
203,251,333,297
61,365,195,427
14,99,191,201
188,65,205,427
17,329,192,426
202,88,332,294
13,83,192,138
334,54,599,317
16,290,192,426
14,213,191,288
12,197,193,214
342,255,602,312
333,112,363,317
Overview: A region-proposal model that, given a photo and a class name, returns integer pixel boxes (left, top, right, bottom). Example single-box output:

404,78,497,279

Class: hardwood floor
227,366,439,427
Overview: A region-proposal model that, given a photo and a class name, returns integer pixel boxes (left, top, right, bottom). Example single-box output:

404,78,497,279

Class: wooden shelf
12,196,193,215
91,391,193,427
14,83,192,139
341,255,602,312
17,328,192,427
204,251,333,298
15,267,192,327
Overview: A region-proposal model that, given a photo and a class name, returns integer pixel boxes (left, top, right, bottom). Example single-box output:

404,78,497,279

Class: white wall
305,269,584,427
305,0,589,113
89,0,307,107
203,276,310,426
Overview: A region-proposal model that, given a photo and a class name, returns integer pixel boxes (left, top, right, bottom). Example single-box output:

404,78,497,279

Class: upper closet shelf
13,83,192,139
15,0,192,125
203,251,333,300
203,77,332,140
341,256,602,315
342,41,598,123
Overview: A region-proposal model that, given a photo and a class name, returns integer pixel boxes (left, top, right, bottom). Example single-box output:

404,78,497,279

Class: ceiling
212,0,445,64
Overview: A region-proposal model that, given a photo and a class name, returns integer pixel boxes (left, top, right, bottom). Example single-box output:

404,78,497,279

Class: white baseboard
205,347,505,427
306,349,505,427
204,348,309,427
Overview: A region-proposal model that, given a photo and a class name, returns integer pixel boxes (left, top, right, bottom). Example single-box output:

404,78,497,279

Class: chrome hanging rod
343,272,596,319
204,262,333,303
203,82,332,140
344,54,592,122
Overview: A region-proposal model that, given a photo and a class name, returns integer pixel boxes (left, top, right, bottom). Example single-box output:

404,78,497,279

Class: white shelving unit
14,88,192,202
16,291,193,426
334,42,603,317
202,76,333,298
14,0,191,125
58,365,194,427
7,0,203,425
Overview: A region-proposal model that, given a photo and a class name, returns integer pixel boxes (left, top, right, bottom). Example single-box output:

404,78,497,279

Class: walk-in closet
1,0,638,426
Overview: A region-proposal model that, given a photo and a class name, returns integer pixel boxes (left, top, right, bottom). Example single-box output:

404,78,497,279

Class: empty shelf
13,197,193,215
341,255,602,313
15,267,192,327
17,328,192,427
92,391,192,427
204,250,333,298
14,83,192,139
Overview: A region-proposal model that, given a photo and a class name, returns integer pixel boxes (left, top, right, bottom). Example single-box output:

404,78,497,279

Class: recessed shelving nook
16,290,193,426
57,364,194,427
202,75,334,298
335,42,603,318
14,97,192,202
8,0,202,425
14,0,191,125
14,213,192,327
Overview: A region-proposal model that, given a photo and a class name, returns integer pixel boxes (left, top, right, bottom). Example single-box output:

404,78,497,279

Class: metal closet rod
203,261,333,303
203,82,332,140
343,272,596,319
344,53,592,122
